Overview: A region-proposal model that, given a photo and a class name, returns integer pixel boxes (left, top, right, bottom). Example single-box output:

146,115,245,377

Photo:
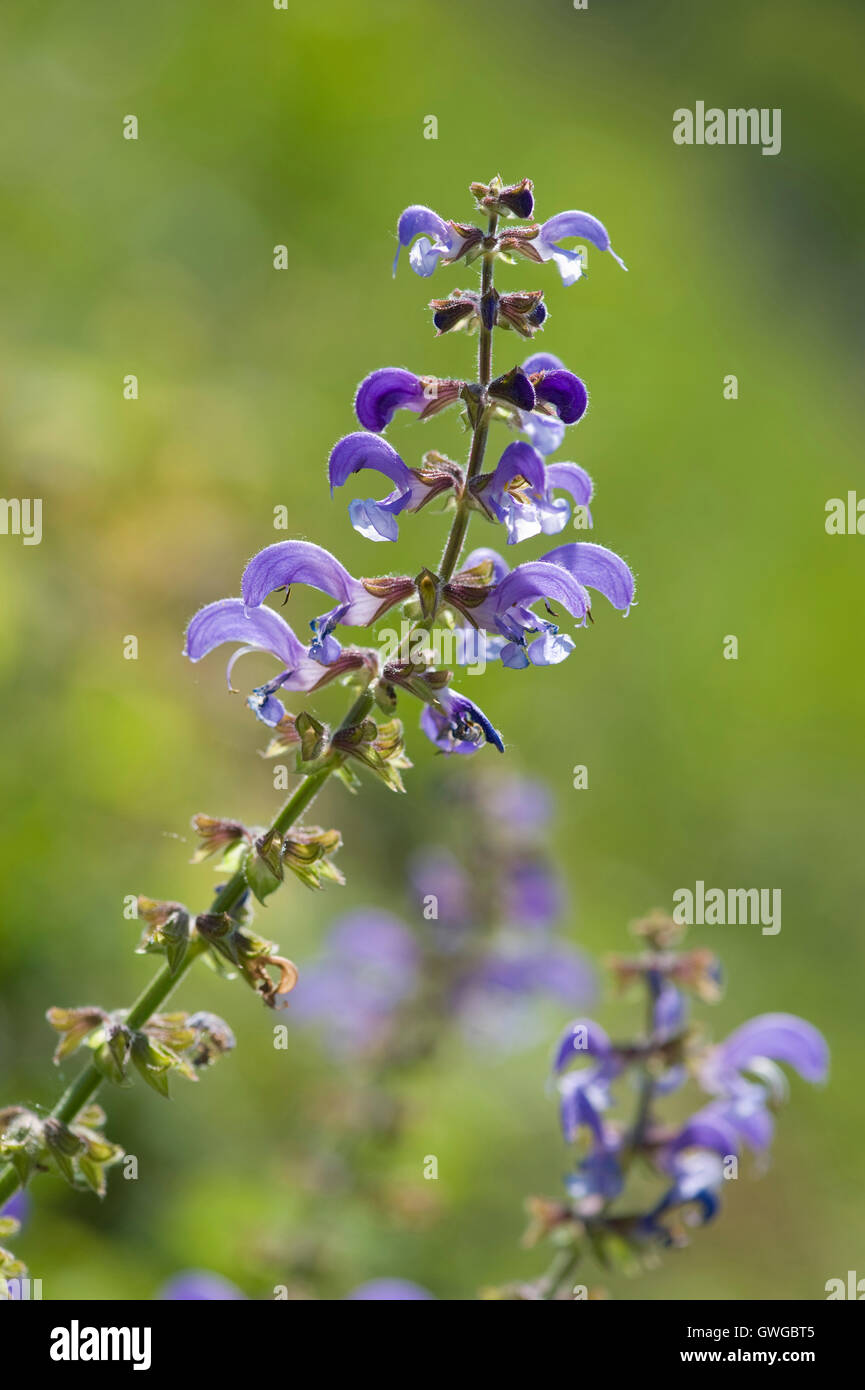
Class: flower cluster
290,772,595,1058
496,912,828,1300
186,175,635,758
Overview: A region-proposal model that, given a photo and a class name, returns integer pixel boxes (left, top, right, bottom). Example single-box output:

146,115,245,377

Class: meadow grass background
1,0,863,1298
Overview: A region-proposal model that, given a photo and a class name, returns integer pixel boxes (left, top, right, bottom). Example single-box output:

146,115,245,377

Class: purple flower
347,1278,435,1300
483,775,553,833
459,944,595,1019
291,911,420,1057
644,1150,723,1237
553,1017,614,1076
537,210,627,286
708,1013,829,1087
328,432,459,542
420,689,504,755
158,1270,247,1300
650,975,687,1039
558,1068,617,1149
519,352,588,453
695,1013,828,1154
393,205,479,278
565,1148,624,1206
241,540,415,655
552,1017,624,1147
184,598,367,724
542,541,636,614
502,858,563,930
1,1192,28,1226
409,848,472,933
354,368,462,433
472,441,593,544
449,543,634,669
355,368,427,431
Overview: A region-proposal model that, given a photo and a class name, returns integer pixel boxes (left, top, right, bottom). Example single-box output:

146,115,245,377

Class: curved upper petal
184,598,306,666
393,205,453,276
241,540,358,609
354,369,426,433
538,210,627,271
535,369,588,424
490,559,592,625
717,1013,829,1084
553,1018,612,1074
542,541,635,612
545,462,593,507
329,432,414,497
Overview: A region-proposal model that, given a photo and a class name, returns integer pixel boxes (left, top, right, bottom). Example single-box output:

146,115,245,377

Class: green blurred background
1,0,863,1299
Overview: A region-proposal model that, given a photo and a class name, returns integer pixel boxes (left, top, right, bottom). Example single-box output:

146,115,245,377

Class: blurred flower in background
346,1278,435,1300
289,771,595,1060
158,1270,247,1301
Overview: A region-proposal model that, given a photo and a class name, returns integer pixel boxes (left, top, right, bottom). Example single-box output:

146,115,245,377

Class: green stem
0,683,375,1209
438,211,498,586
539,1244,582,1300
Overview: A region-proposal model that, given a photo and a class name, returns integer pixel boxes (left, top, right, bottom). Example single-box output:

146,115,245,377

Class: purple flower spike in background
291,769,595,1068
495,912,828,1299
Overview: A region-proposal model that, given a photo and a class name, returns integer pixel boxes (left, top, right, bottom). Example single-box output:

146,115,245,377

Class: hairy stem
0,684,374,1208
438,211,499,585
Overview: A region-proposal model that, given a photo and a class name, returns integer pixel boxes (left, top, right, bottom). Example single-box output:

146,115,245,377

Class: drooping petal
717,1013,829,1085
519,410,565,456
184,598,306,668
542,541,635,613
354,369,427,432
544,462,593,509
537,210,628,283
526,628,575,665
